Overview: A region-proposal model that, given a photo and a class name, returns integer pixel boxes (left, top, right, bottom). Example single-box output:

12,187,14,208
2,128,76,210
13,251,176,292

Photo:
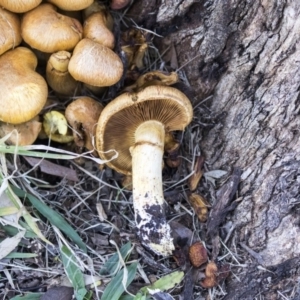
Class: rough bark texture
129,0,300,298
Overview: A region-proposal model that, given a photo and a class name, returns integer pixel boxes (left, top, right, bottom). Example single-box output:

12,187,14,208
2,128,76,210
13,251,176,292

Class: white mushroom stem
130,120,175,256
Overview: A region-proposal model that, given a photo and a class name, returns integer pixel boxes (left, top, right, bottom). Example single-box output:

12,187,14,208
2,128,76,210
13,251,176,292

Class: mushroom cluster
0,0,124,145
0,0,194,257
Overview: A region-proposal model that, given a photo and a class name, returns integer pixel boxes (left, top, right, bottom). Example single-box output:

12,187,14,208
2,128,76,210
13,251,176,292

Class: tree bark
128,0,300,298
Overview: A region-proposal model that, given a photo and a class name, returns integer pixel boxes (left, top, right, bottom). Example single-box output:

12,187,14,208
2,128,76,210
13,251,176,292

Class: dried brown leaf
188,193,210,222
24,157,78,182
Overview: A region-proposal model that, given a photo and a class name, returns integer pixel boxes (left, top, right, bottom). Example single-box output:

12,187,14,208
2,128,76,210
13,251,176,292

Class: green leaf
61,245,87,300
12,186,87,253
83,291,93,300
140,271,184,294
10,293,43,300
5,252,38,259
133,294,148,300
0,222,37,239
100,242,132,276
101,262,138,300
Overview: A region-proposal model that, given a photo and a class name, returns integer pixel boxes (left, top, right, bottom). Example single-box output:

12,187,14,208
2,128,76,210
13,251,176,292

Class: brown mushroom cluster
0,0,194,257
0,0,126,144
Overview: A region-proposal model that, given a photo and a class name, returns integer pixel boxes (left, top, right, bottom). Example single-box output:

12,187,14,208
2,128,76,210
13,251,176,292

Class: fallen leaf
24,157,78,182
0,230,25,260
188,193,210,222
0,192,19,224
188,156,205,191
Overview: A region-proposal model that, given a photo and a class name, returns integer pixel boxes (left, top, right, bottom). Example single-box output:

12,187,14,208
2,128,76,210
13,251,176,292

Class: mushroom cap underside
96,85,193,175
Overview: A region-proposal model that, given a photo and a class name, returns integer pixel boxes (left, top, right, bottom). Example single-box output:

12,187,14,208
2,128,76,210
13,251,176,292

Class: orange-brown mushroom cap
0,0,42,13
65,97,103,152
46,0,93,11
21,4,82,53
83,11,115,49
0,47,48,124
0,8,22,56
96,85,193,175
68,38,123,87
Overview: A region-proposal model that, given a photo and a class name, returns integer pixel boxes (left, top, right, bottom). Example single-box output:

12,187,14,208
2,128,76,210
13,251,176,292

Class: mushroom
83,8,115,49
21,3,83,53
0,8,22,56
0,0,42,13
96,85,193,256
46,51,80,96
110,0,131,10
65,97,103,153
43,111,73,143
68,38,123,87
46,0,93,11
0,116,42,146
0,47,48,124
83,1,114,30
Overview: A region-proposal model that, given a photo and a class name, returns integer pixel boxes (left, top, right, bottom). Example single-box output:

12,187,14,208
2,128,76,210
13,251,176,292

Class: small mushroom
0,117,42,146
189,241,208,267
0,47,48,124
201,262,218,288
65,97,103,153
83,2,114,30
21,3,83,53
0,0,42,13
43,111,73,143
0,8,22,56
46,51,80,96
96,85,193,256
83,8,115,49
110,0,131,10
46,0,93,11
68,38,123,87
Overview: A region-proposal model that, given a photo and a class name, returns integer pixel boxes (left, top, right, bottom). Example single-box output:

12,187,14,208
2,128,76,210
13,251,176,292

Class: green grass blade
0,206,19,216
12,186,87,253
0,144,117,165
101,262,138,300
140,271,184,294
10,293,43,300
61,245,87,300
5,252,38,259
0,222,37,239
100,242,132,276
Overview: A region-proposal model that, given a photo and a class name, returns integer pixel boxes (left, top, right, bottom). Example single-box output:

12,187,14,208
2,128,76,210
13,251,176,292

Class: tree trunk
129,0,300,298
